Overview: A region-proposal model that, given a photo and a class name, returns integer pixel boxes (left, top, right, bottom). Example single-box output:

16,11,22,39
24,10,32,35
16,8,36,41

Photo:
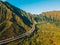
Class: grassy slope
4,11,60,45
0,1,32,40
6,22,60,45
0,1,60,45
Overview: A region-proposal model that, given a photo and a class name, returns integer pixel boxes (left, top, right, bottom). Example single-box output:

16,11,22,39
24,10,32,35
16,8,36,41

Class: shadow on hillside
22,16,32,27
22,24,38,39
2,1,32,27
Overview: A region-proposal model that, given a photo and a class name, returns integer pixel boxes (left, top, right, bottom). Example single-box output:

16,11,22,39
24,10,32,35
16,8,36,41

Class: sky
1,0,60,14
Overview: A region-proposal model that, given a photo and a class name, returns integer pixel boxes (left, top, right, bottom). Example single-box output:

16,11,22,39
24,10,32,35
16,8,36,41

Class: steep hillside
0,1,32,40
40,11,60,26
41,11,60,21
0,1,60,45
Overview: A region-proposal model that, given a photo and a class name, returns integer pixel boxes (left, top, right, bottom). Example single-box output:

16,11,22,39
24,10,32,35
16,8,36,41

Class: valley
0,1,60,45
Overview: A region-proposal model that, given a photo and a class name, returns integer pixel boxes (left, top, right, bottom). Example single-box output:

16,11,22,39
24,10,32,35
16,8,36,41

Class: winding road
0,24,35,44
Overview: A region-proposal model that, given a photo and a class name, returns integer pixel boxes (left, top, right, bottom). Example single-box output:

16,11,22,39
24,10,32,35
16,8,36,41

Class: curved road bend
0,24,35,44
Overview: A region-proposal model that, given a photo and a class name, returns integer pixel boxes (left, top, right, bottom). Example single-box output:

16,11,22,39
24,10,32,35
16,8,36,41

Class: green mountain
0,1,32,40
6,11,60,45
0,1,60,45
